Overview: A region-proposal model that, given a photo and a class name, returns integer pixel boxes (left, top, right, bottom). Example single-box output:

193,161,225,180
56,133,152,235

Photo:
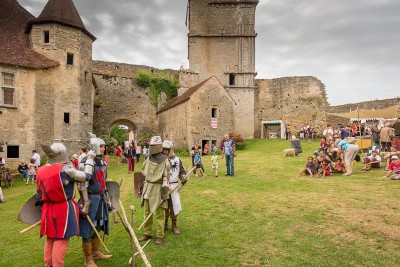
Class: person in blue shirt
337,138,359,176
221,133,236,176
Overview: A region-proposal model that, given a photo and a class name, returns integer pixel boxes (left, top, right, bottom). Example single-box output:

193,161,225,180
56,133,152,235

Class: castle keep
0,0,331,163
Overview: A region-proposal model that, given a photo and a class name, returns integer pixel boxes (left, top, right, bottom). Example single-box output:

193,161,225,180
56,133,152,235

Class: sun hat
392,155,399,160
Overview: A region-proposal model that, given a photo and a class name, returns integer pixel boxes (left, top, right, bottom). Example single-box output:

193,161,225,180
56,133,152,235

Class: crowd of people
297,119,400,179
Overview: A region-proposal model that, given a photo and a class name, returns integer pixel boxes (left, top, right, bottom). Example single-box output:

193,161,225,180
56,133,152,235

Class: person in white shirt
362,150,381,171
32,150,41,167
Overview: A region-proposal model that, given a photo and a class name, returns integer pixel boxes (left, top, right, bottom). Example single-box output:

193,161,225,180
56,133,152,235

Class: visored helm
149,136,163,155
41,143,69,165
162,140,175,157
90,137,106,155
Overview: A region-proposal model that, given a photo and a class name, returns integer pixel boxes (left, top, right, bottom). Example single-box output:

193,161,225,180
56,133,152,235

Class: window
67,53,74,65
7,145,19,158
43,30,50,43
1,72,15,106
64,112,70,124
229,74,235,85
211,107,218,118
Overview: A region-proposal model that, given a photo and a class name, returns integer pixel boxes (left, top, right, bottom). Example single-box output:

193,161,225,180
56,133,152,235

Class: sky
19,0,400,106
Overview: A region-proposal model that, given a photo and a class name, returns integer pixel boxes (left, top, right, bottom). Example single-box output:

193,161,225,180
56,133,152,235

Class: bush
174,148,190,157
139,134,153,147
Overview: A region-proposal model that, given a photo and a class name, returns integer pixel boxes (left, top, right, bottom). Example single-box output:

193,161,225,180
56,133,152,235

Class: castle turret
187,0,258,138
25,0,95,148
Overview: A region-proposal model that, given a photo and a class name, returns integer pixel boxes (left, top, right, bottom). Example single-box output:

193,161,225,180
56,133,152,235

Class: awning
327,105,400,119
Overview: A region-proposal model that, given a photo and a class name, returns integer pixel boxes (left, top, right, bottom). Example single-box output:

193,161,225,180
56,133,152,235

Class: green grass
1,139,400,266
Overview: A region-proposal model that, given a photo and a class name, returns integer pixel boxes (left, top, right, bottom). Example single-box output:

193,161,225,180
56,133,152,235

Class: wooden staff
19,220,40,234
138,161,198,231
117,200,151,267
86,215,110,253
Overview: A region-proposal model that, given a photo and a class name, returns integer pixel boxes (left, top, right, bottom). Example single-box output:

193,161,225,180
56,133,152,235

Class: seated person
297,156,315,177
331,158,345,173
317,159,331,177
18,161,29,179
0,156,5,165
386,155,400,180
326,143,339,162
383,147,400,170
362,150,381,170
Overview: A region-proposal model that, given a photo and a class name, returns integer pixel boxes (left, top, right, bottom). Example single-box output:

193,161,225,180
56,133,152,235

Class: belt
170,182,178,184
88,191,104,195
146,180,162,184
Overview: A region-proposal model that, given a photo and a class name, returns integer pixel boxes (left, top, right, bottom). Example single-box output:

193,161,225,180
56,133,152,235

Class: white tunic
169,156,183,215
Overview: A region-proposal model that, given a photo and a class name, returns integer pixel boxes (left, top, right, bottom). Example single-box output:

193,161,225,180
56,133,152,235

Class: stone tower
25,0,96,148
187,0,258,138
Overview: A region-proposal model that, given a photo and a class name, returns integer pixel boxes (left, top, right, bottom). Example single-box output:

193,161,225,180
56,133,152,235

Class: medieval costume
79,136,112,267
139,136,170,245
36,143,88,267
162,140,187,235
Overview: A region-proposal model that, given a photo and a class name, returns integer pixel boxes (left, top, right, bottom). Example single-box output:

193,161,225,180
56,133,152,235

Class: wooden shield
18,194,42,225
106,181,120,213
134,173,145,198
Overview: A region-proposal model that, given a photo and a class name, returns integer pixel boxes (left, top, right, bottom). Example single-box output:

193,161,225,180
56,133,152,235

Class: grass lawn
1,139,400,267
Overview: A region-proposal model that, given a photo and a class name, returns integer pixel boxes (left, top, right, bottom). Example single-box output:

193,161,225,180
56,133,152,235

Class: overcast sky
19,0,400,105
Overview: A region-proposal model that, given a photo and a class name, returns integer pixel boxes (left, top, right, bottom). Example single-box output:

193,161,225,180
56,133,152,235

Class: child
361,150,381,171
386,155,400,180
193,152,205,177
71,154,79,169
116,145,122,164
317,159,331,177
332,158,345,173
297,156,315,177
27,158,37,185
211,151,219,177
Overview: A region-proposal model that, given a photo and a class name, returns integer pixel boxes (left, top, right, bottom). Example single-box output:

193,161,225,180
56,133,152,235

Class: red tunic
37,164,79,239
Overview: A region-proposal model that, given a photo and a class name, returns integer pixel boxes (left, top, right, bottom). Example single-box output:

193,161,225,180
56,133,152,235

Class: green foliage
94,99,103,108
100,135,116,154
139,134,153,147
174,147,190,157
221,132,247,150
135,70,179,107
109,126,128,145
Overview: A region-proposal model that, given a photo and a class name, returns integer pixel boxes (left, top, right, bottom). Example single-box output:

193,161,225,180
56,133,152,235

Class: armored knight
79,136,112,267
138,136,171,245
36,143,88,267
162,140,187,234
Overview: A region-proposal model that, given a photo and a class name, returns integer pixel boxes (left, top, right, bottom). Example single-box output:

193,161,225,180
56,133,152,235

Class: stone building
0,0,95,163
157,76,236,149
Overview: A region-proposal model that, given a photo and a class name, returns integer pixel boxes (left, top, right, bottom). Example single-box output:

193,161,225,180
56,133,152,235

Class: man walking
221,134,236,176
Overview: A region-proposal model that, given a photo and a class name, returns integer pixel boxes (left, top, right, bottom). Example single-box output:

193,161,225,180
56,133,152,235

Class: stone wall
92,61,174,138
254,76,328,138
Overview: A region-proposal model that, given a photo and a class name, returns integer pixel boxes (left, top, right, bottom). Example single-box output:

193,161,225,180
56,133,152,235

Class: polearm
117,200,151,267
19,220,40,234
86,215,110,253
138,160,199,231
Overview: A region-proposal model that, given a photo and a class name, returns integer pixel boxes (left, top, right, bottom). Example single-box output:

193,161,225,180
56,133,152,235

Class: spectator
383,147,400,170
380,122,394,152
135,144,141,163
393,118,400,137
337,138,359,176
18,161,28,179
220,134,236,176
78,147,87,164
124,143,136,174
71,154,79,169
124,139,130,154
27,158,37,185
0,156,5,165
361,150,381,171
142,145,149,159
203,141,209,155
385,155,400,180
297,156,315,177
331,158,345,173
32,149,41,167
116,145,122,164
371,120,380,146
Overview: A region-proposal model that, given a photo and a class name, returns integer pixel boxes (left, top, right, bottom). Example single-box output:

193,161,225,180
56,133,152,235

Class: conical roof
0,0,59,69
26,0,96,41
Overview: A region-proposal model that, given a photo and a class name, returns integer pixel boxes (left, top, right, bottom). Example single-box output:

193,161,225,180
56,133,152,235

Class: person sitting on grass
297,156,315,177
194,151,205,177
383,147,400,170
316,159,331,177
385,155,400,180
331,158,345,173
362,150,381,171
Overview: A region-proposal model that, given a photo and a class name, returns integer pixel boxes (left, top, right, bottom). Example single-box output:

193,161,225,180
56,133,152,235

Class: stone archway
109,119,138,143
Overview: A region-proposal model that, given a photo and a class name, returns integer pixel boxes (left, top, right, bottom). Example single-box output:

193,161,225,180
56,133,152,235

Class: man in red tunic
36,143,88,267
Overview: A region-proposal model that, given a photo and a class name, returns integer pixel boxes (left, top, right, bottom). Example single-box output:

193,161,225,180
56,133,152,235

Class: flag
211,118,218,129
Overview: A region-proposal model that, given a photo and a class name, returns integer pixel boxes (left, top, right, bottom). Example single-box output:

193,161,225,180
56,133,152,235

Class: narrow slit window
44,30,50,43
67,53,74,65
64,112,70,124
211,107,218,118
229,74,235,85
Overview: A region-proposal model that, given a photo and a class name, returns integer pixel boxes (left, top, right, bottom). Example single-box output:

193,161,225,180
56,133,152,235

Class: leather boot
82,243,97,267
91,237,112,260
172,220,180,235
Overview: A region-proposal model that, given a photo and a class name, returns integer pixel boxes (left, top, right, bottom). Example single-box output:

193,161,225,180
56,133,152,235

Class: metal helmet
149,136,163,155
89,137,106,155
41,143,69,165
162,140,175,157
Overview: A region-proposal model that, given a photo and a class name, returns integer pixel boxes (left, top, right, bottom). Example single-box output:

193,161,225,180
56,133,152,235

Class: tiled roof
0,0,59,69
157,76,213,114
25,0,96,41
